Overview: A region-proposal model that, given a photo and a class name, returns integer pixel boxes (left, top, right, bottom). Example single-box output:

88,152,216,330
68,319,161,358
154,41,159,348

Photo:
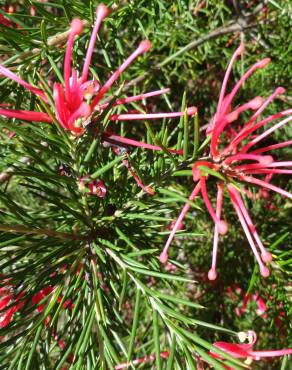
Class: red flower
0,4,196,150
0,285,25,328
160,43,291,279
210,331,292,366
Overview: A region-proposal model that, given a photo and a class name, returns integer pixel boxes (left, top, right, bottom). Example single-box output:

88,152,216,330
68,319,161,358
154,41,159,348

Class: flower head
0,4,196,146
210,330,292,367
160,43,291,279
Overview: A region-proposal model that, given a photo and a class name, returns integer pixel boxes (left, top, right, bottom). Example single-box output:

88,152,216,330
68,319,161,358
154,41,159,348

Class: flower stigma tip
96,3,109,19
70,19,83,35
208,268,217,281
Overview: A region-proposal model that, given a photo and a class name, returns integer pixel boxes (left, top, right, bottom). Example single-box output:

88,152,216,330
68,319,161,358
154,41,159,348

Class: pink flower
210,331,292,366
0,4,196,150
160,43,291,279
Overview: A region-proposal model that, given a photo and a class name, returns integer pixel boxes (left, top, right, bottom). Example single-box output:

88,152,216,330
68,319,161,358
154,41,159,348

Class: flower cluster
0,4,196,148
160,43,292,279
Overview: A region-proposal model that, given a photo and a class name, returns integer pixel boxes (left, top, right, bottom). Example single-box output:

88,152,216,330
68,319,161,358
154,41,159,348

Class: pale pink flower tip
208,268,217,281
96,3,109,19
139,40,152,53
261,251,273,263
218,220,228,235
257,58,271,68
260,266,270,278
259,155,274,165
238,42,245,54
159,251,168,264
276,87,285,95
186,106,197,115
70,19,83,35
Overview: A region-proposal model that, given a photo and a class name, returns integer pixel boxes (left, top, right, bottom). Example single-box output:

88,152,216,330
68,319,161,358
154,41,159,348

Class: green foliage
0,0,291,369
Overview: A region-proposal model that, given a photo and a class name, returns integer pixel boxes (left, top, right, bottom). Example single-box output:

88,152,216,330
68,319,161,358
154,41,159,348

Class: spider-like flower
160,43,292,279
0,4,196,148
210,330,292,368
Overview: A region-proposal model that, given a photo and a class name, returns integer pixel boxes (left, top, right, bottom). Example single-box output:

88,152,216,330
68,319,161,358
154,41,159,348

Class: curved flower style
160,43,292,279
0,4,196,147
210,330,292,368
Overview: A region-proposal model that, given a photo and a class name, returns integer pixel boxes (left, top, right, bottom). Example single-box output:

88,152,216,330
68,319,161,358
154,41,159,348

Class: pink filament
249,349,292,358
98,88,170,110
234,161,292,172
211,56,270,157
0,108,52,123
240,115,292,153
228,185,269,277
103,133,182,154
245,169,292,175
240,175,292,199
242,87,285,131
230,109,292,151
250,140,292,154
200,177,228,235
228,186,272,262
210,96,263,157
109,107,197,121
160,182,201,264
208,182,224,280
224,154,273,166
81,4,109,83
216,43,244,123
220,58,270,120
0,64,47,102
91,40,151,109
64,19,83,100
